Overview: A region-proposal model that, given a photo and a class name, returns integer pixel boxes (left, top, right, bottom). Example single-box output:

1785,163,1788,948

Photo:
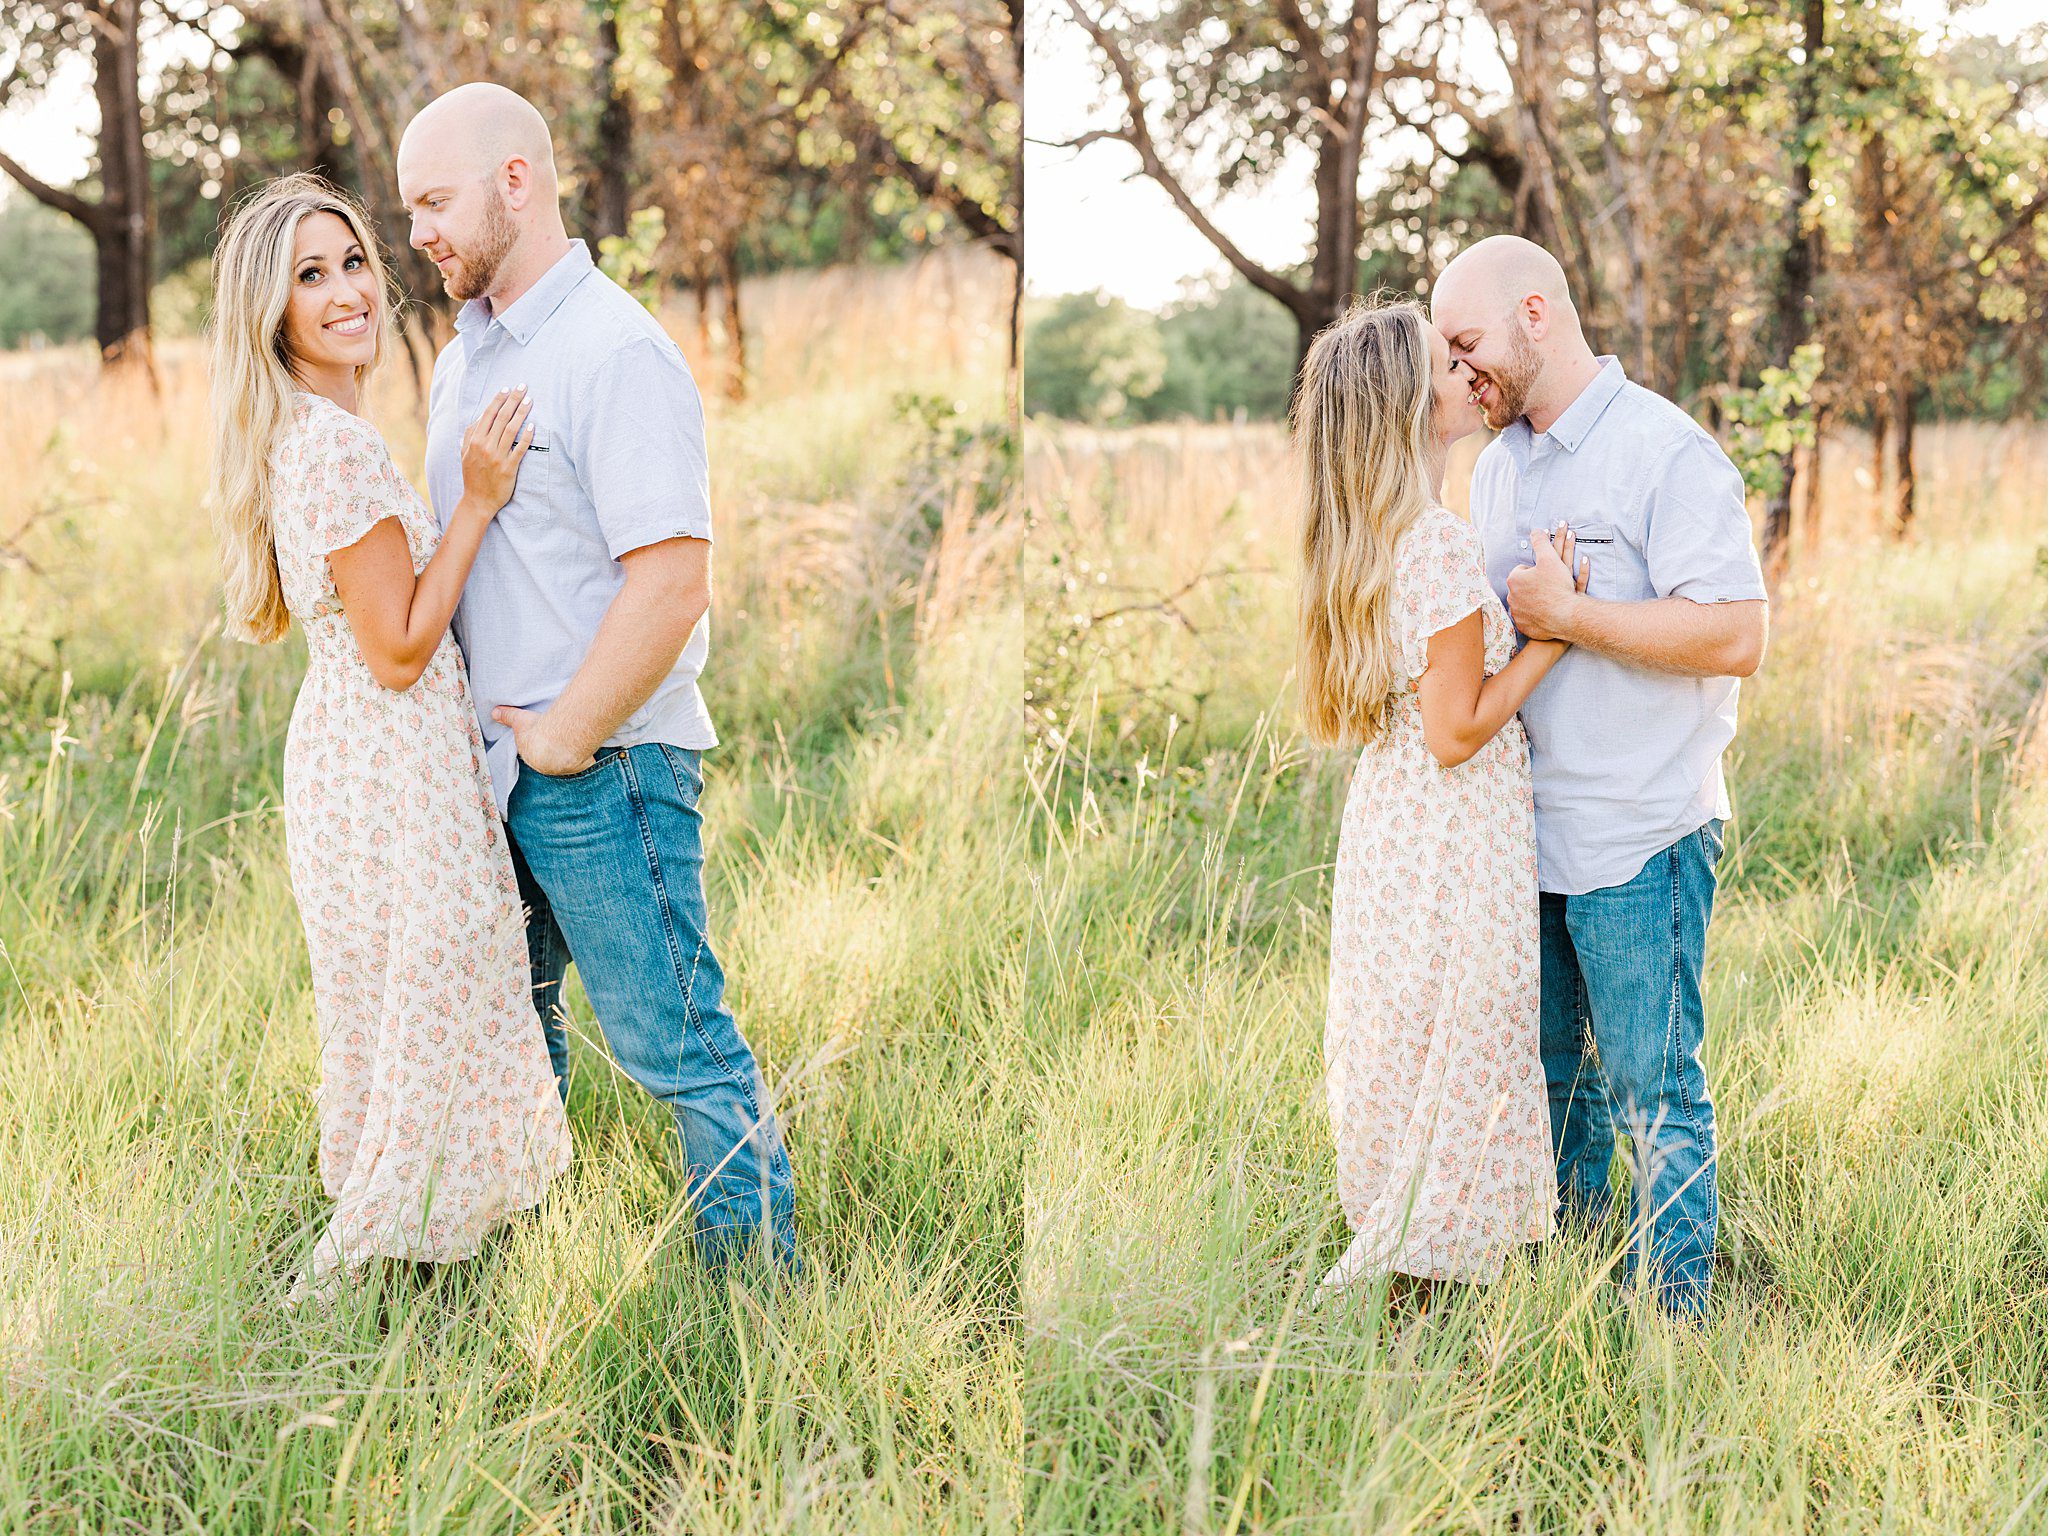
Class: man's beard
1477,322,1542,430
445,192,517,302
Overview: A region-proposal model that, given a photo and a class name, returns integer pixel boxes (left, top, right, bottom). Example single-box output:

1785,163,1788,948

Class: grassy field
6,250,2048,1533
0,250,1033,1531
1021,419,2048,1532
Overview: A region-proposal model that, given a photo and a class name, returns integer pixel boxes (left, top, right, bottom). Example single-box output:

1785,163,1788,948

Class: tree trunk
300,0,443,397
1798,407,1827,551
298,51,344,182
587,4,633,242
1758,0,1825,580
1582,0,1649,383
1005,0,1023,399
1870,401,1889,528
93,0,155,378
1889,388,1916,536
691,267,713,363
718,240,746,403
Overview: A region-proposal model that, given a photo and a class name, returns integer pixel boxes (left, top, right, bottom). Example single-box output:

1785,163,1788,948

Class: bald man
1432,235,1768,1320
397,83,798,1273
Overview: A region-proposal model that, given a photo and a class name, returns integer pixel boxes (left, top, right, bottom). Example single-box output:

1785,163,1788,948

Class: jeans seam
1668,843,1716,1238
658,743,702,806
620,746,759,1119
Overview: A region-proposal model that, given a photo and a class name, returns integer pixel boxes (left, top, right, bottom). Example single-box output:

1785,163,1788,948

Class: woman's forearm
1463,640,1563,749
392,495,494,674
1424,638,1563,768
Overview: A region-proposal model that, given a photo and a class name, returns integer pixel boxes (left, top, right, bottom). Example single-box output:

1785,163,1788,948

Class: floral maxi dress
1322,504,1554,1286
270,391,571,1281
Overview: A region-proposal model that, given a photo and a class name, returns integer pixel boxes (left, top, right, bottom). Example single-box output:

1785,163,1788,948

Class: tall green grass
0,253,1033,1532
6,281,2048,1529
1019,420,2048,1532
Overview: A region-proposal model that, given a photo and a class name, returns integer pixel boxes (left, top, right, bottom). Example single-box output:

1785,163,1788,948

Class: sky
3,0,2041,302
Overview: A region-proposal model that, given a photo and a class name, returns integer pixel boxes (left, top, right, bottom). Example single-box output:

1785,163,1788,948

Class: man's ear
1521,293,1550,343
499,155,533,213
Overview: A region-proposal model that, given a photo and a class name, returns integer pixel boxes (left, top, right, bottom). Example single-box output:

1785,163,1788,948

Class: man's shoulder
556,267,685,362
1616,379,1723,460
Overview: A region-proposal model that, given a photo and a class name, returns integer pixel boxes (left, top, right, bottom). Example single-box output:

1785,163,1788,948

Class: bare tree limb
1062,0,1305,318
1272,0,1334,95
0,146,100,227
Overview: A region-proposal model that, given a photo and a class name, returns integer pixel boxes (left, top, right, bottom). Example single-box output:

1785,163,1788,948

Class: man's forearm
545,575,708,756
1559,596,1766,678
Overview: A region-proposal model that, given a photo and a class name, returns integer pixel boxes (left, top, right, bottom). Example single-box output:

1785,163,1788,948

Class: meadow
1021,419,2048,1532
0,249,1033,1531
5,245,2048,1533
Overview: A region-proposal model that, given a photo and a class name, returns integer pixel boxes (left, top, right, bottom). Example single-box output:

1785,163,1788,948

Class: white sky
1025,0,2046,308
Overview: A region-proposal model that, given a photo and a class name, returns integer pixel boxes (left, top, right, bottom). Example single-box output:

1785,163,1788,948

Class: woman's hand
1549,524,1592,635
1515,525,1592,647
459,387,535,516
1553,524,1591,598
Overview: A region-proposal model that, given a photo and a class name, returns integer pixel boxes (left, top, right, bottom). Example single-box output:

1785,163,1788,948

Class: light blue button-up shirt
1469,357,1767,895
424,240,717,816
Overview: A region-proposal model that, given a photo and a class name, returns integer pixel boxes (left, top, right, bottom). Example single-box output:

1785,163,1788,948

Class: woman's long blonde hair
208,173,396,643
1293,298,1439,748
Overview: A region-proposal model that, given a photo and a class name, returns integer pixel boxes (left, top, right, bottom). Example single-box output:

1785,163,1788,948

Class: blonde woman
1296,299,1584,1298
209,174,569,1303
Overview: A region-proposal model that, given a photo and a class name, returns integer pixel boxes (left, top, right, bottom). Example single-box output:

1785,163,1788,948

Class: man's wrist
540,706,605,764
1551,591,1590,645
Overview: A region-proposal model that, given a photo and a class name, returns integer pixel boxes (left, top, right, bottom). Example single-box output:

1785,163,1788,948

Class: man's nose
409,218,431,250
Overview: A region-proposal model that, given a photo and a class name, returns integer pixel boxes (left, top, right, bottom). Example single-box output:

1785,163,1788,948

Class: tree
0,192,96,346
756,0,1021,373
0,0,159,373
1022,289,1166,421
1055,0,1395,383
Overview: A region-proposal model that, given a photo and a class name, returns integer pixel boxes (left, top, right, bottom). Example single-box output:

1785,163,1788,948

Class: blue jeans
1539,820,1723,1317
506,742,798,1271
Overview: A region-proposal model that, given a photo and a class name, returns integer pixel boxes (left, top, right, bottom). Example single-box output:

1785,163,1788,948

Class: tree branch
0,147,101,227
1960,181,2048,274
1271,0,1334,95
1063,0,1305,317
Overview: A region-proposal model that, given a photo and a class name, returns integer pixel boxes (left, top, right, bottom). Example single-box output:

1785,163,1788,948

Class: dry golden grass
0,253,1025,1530
1018,413,2048,1531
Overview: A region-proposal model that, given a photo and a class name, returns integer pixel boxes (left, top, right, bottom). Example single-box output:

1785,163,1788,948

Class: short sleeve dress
269,391,570,1282
1321,505,1555,1287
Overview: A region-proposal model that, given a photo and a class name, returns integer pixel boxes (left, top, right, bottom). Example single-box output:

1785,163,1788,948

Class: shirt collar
1541,355,1627,453
454,239,594,343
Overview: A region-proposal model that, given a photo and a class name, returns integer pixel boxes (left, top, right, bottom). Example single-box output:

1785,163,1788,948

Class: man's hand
493,704,600,777
1506,525,1589,641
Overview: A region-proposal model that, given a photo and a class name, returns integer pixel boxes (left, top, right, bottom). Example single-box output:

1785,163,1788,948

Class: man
1431,235,1768,1318
396,82,797,1270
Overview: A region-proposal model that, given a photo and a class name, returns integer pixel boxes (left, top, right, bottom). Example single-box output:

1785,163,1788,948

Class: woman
1295,299,1583,1296
209,174,570,1303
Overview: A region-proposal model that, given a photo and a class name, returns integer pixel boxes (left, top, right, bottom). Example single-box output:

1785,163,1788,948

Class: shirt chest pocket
516,421,560,499
1567,521,1640,599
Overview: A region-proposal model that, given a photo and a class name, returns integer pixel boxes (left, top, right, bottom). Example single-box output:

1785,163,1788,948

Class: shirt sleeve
568,336,713,559
1398,510,1494,681
1644,431,1769,604
302,414,414,558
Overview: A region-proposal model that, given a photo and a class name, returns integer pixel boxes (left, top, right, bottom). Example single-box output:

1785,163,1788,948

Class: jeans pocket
1696,818,1726,866
658,743,705,806
529,745,628,785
